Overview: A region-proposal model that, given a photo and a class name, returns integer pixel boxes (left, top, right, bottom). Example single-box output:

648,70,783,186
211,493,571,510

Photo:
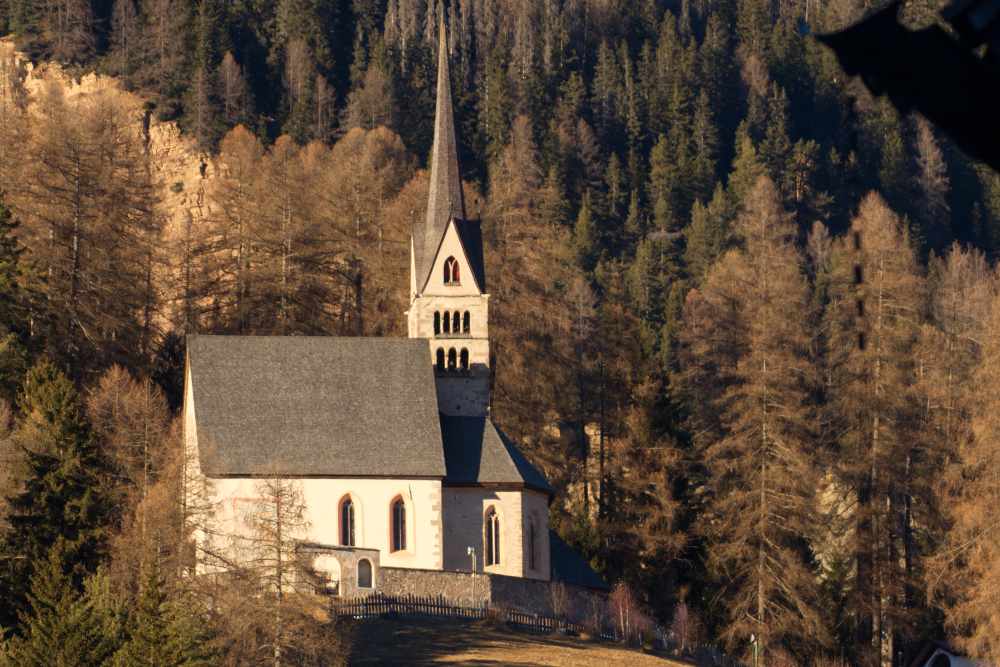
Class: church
183,22,605,609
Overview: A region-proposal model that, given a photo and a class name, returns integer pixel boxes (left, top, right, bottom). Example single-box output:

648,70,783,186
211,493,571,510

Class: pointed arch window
452,311,460,333
443,310,451,334
339,496,355,547
391,497,406,552
485,507,500,566
460,349,469,371
463,311,470,333
434,312,441,335
528,520,537,571
436,348,445,371
448,348,457,371
444,257,460,285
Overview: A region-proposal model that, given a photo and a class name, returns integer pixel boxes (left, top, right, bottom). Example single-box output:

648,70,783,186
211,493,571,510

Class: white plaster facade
442,487,551,581
185,334,551,585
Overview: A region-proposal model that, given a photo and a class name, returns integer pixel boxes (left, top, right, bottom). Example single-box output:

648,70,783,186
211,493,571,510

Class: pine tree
0,198,30,405
727,126,767,210
685,184,733,284
573,192,598,271
690,90,719,206
538,167,571,228
1,543,117,667
0,360,113,630
681,176,825,658
113,561,216,666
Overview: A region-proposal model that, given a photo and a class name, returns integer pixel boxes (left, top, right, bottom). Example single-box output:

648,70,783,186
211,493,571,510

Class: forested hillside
1,0,1000,665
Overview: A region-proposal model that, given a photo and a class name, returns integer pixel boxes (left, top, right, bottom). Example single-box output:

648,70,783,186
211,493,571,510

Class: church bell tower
407,17,490,417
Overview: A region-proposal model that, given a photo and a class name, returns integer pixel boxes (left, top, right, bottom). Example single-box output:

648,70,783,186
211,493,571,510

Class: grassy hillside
348,620,684,667
343,617,688,666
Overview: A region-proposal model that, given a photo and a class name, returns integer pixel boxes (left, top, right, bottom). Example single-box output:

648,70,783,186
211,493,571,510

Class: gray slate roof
188,335,446,478
550,531,609,590
454,219,487,292
440,416,552,494
414,16,467,294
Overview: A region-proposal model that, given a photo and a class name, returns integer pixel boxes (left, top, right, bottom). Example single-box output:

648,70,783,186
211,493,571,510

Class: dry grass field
344,617,690,666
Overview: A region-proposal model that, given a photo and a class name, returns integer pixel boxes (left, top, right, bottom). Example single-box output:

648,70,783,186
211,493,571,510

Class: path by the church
345,617,689,666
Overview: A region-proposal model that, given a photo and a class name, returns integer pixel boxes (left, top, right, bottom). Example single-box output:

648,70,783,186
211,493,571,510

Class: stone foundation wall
377,566,606,621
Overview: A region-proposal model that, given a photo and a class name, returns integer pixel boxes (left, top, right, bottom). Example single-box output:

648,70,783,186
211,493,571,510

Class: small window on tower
460,349,469,370
448,348,457,370
434,312,441,335
443,311,451,334
436,348,445,371
463,311,470,333
444,257,460,285
452,312,461,333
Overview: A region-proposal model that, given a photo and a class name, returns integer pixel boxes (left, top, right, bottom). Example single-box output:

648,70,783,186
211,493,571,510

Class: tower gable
422,219,485,296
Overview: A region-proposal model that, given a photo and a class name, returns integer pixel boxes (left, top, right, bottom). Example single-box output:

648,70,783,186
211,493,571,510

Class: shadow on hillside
343,616,624,666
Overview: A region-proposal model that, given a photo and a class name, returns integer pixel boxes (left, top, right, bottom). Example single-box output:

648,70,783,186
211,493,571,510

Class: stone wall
378,566,488,607
302,544,381,598
377,566,606,622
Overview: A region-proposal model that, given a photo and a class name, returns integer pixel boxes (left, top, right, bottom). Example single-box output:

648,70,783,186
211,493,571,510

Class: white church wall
521,490,551,582
441,487,527,579
204,476,444,572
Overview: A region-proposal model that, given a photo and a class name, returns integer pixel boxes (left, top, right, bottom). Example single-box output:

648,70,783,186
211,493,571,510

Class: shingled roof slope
550,530,609,590
414,15,467,294
454,219,486,292
440,416,551,494
188,336,446,478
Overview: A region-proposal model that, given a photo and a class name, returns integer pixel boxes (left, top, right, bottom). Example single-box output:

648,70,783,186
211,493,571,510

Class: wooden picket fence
330,592,595,637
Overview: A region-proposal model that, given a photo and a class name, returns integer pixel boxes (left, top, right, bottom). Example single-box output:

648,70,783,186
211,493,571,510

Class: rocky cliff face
1,38,214,325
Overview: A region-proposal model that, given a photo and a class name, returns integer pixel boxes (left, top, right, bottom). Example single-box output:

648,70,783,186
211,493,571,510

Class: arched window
391,497,406,552
448,348,457,371
444,257,460,284
443,310,451,334
485,507,500,567
452,311,460,333
340,497,355,547
463,311,470,333
460,349,469,371
436,348,445,371
357,558,373,588
433,311,441,335
528,520,537,571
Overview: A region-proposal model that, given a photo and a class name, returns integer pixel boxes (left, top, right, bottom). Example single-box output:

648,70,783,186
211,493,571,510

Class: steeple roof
414,15,466,294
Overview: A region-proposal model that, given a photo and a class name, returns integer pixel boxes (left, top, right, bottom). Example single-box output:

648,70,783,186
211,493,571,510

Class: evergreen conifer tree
0,360,113,629
1,542,116,667
573,193,598,272
113,560,216,666
0,198,30,405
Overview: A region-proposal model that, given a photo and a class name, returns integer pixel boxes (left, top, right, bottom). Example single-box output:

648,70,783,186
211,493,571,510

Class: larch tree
86,366,172,547
240,475,314,667
825,192,925,666
680,176,825,659
205,126,265,333
933,283,1000,663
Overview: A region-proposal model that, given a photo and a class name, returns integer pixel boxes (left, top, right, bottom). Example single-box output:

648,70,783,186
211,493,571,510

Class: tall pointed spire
417,12,465,292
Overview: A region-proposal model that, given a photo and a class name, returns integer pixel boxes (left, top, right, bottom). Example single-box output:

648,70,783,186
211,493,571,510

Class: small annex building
183,19,606,612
